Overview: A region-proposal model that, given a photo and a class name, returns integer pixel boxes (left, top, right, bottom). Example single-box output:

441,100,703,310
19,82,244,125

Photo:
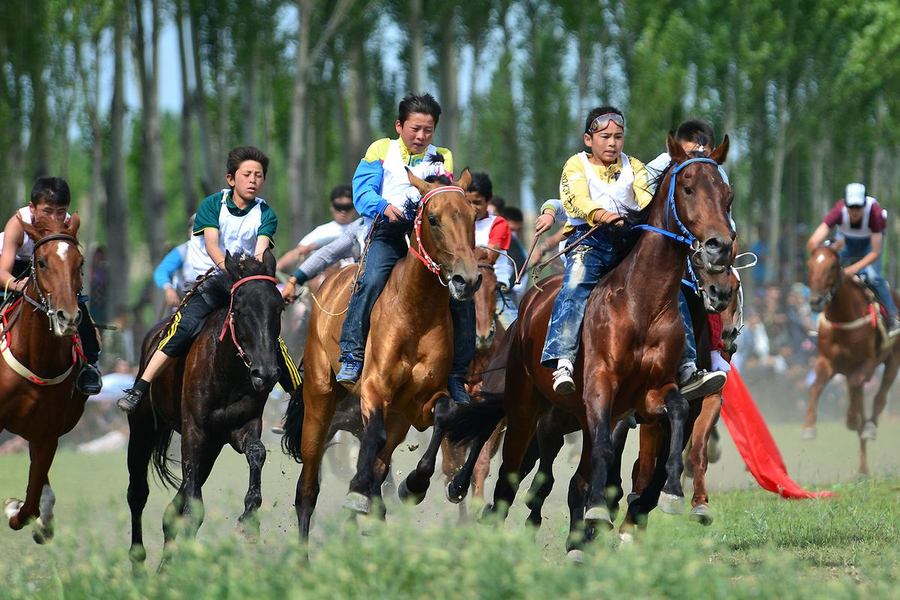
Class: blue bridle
632,156,726,293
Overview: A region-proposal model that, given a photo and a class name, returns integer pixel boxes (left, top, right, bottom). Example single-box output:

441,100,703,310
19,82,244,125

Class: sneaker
336,359,363,385
679,369,727,401
117,388,144,413
552,360,576,395
448,376,471,405
75,363,103,395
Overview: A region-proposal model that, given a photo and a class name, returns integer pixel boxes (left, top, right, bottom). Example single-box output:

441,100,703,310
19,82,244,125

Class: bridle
408,185,466,286
218,274,280,369
26,233,82,334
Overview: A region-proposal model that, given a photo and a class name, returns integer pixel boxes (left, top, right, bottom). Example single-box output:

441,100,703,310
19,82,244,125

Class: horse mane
226,249,275,279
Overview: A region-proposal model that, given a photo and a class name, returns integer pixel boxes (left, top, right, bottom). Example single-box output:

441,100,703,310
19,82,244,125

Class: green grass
0,421,898,598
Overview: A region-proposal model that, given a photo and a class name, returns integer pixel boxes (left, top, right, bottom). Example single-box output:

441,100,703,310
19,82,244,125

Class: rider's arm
0,215,26,292
806,222,831,252
629,156,653,209
153,245,185,290
204,229,225,269
845,233,882,275
560,155,619,226
276,246,305,273
353,140,391,220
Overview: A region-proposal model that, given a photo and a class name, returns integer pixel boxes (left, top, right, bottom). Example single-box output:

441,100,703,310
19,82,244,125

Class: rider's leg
75,296,103,394
677,291,726,401
448,298,476,404
495,286,519,329
295,221,363,283
337,221,409,383
860,264,899,331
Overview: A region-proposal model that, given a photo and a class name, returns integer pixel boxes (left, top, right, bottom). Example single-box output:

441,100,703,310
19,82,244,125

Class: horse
282,170,480,545
125,250,286,569
446,137,735,554
0,215,86,543
804,244,899,474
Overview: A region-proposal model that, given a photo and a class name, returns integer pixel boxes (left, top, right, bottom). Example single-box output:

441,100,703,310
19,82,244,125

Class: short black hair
584,106,624,133
227,146,269,178
330,184,353,205
399,93,442,125
490,196,506,212
675,119,715,147
501,206,523,223
468,172,493,200
31,177,71,207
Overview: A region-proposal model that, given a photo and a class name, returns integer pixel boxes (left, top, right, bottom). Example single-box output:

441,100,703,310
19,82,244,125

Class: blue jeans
541,229,635,368
678,289,697,369
496,287,518,330
841,249,899,317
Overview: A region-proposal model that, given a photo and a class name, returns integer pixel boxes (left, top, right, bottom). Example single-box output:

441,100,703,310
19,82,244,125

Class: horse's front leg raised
232,419,266,541
804,356,834,440
688,393,721,525
400,395,452,504
5,438,57,539
659,387,689,514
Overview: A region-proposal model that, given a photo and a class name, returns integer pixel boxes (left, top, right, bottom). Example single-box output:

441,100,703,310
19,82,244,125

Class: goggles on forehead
587,112,625,133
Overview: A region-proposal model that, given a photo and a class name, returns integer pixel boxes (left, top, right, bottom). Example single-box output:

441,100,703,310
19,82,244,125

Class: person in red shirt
807,182,899,335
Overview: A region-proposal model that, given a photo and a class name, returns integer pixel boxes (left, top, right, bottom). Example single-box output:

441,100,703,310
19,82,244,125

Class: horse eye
428,215,439,227
683,185,693,195
37,258,47,269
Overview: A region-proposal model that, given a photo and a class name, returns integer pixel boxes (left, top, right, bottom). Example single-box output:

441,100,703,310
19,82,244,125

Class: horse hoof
626,492,639,506
342,492,370,515
129,544,148,565
618,531,635,545
3,498,22,521
658,492,685,515
585,505,613,530
566,549,585,564
801,427,817,441
860,421,877,441
689,504,714,526
398,478,428,505
236,518,261,543
446,479,468,504
31,518,54,544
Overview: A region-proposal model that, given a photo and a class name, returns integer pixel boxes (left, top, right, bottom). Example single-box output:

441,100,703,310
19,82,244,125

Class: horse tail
281,385,305,463
151,425,180,489
445,391,506,445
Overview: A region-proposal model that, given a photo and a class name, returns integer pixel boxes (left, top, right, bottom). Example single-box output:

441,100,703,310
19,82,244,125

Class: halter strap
818,303,878,331
218,274,279,368
408,186,466,282
32,233,78,251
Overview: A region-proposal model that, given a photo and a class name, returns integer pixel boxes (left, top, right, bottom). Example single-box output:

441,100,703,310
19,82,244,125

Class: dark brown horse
126,250,286,569
804,245,898,473
447,137,734,554
0,216,86,543
283,170,480,544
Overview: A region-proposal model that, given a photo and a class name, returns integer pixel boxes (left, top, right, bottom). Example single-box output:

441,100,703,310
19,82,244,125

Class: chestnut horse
805,245,899,473
126,251,287,569
447,137,734,554
0,216,86,543
283,170,480,543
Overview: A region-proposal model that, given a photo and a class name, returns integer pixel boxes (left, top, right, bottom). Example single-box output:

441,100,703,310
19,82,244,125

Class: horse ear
223,250,239,278
65,213,81,237
262,247,276,275
406,168,433,195
710,135,730,165
456,168,472,191
667,133,687,164
18,214,41,243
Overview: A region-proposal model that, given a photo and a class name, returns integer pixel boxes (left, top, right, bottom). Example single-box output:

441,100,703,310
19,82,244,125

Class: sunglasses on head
587,112,625,133
332,203,354,212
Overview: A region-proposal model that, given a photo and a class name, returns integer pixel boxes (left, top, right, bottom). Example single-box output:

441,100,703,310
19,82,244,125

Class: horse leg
688,394,721,526
295,391,339,544
5,438,57,534
606,417,632,521
582,379,616,534
864,353,899,440
658,388,689,514
524,413,566,528
472,426,502,502
126,412,158,567
487,399,538,522
439,437,468,522
345,406,386,514
163,432,221,549
803,357,833,439
621,425,672,537
845,382,869,475
369,415,409,520
565,435,592,557
233,419,266,542
447,425,495,504
400,396,452,504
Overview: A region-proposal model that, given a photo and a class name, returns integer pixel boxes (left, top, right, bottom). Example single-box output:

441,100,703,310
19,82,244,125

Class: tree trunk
188,1,216,192
765,82,789,286
106,0,129,321
438,8,459,157
346,32,371,179
408,0,424,91
27,61,50,179
288,0,313,243
176,0,198,217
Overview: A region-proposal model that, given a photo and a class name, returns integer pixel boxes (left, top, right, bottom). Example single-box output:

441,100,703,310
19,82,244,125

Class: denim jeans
841,249,899,317
541,228,635,368
496,287,518,330
339,220,412,362
678,289,697,369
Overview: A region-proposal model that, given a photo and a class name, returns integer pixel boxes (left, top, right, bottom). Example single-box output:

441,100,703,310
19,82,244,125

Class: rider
335,93,475,405
645,119,729,400
117,146,301,412
153,215,194,311
466,172,515,327
807,182,900,336
0,177,103,395
276,185,359,274
540,106,652,394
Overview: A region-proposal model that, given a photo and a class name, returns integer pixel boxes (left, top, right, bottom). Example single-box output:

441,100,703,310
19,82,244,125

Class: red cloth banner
721,367,833,499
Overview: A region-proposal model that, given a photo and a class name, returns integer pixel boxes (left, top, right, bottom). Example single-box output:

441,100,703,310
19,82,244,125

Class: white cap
845,182,866,207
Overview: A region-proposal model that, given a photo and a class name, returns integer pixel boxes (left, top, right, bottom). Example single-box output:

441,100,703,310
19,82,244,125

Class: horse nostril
451,274,465,287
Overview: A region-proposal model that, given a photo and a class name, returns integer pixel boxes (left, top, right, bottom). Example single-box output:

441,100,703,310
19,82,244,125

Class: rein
408,185,466,285
218,274,279,369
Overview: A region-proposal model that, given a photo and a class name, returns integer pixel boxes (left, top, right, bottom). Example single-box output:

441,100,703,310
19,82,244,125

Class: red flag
721,367,833,499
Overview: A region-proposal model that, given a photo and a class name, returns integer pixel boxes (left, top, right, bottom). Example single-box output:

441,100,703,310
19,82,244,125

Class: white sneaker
680,370,727,401
552,359,576,394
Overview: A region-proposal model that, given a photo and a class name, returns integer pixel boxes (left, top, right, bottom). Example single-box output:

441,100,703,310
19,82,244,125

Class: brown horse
447,137,734,554
804,245,898,473
125,250,286,569
0,216,86,543
283,170,480,543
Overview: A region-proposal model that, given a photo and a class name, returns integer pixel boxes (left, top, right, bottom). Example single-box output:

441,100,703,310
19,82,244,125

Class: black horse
125,250,285,570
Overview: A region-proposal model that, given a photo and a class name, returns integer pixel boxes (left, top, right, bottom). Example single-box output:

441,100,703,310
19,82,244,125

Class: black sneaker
75,363,103,395
679,370,727,401
117,388,145,413
448,376,472,405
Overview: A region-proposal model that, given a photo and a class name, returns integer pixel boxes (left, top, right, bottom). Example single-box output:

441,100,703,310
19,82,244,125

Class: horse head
407,168,482,300
19,214,83,337
473,247,498,350
222,249,283,392
807,244,842,313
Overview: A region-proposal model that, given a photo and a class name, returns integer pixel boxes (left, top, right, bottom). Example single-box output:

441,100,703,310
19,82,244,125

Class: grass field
1,419,898,598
